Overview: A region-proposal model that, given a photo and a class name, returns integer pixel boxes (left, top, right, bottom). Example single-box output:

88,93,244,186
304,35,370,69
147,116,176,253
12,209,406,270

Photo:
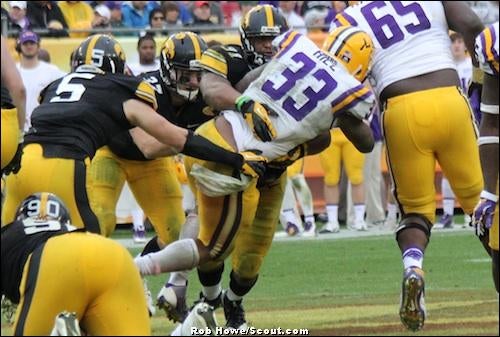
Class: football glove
239,150,267,178
3,134,24,176
472,192,497,237
235,95,277,142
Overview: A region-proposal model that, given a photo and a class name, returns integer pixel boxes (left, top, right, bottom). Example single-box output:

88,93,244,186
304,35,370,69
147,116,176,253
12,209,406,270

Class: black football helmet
15,192,71,225
159,32,207,101
239,4,289,66
73,34,126,73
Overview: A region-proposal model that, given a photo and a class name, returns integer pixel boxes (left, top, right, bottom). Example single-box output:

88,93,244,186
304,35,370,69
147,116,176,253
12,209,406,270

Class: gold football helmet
323,26,373,82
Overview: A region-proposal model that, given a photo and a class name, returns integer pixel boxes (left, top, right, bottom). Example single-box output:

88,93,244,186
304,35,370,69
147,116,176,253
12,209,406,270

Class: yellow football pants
1,108,19,170
319,128,365,186
2,144,100,232
13,232,150,336
383,86,483,223
88,147,184,243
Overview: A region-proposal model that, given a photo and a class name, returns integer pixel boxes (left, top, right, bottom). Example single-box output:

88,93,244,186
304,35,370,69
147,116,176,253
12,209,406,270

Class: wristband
480,190,499,202
235,95,248,112
478,136,499,146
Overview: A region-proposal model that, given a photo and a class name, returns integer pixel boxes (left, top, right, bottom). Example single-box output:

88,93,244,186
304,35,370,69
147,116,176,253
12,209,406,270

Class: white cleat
171,302,218,336
50,311,81,336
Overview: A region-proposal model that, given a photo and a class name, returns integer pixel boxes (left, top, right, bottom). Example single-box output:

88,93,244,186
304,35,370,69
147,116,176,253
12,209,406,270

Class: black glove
235,95,277,142
3,142,23,176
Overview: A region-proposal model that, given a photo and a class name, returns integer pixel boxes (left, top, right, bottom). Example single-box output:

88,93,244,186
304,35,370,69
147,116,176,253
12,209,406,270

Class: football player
1,34,267,232
1,35,26,176
473,20,499,293
135,26,376,332
1,192,150,335
332,1,485,331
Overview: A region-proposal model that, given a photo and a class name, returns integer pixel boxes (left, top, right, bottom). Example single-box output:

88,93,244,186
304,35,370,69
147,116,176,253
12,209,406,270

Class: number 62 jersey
223,31,374,161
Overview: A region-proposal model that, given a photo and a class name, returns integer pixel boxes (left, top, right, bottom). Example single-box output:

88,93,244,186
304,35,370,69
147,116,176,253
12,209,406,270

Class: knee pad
233,253,263,279
395,213,432,241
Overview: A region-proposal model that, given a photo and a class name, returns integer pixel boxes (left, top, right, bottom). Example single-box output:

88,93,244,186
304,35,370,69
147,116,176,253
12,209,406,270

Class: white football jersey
475,21,499,76
224,31,374,160
455,57,472,92
330,1,456,97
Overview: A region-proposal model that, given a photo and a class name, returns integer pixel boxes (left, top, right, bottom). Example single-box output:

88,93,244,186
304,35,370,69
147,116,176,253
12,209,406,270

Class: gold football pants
185,119,285,279
88,146,184,243
13,232,150,336
383,86,483,223
1,108,20,170
2,144,100,232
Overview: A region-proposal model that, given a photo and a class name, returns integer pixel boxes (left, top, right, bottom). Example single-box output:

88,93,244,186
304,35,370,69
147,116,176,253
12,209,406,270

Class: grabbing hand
3,142,23,176
236,96,277,142
270,144,307,169
239,150,267,178
472,196,497,237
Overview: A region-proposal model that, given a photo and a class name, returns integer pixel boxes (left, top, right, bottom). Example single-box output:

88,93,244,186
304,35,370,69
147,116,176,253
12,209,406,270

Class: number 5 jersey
223,31,374,161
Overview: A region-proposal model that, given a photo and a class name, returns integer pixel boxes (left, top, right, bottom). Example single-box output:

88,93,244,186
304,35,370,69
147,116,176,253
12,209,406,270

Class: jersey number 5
50,73,96,103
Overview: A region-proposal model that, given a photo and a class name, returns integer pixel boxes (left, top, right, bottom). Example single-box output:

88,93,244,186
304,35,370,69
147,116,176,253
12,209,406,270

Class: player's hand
472,196,497,237
236,95,277,142
3,142,23,176
270,144,307,169
239,150,267,178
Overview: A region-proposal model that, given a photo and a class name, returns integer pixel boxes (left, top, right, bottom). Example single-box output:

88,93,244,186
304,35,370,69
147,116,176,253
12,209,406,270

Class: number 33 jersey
331,1,455,98
226,31,373,160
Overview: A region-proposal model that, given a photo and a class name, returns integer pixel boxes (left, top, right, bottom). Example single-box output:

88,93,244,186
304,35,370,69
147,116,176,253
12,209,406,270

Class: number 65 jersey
331,1,455,98
225,31,374,160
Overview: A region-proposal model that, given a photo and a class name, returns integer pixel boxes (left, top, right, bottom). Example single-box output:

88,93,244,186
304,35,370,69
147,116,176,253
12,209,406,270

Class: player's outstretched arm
337,114,374,153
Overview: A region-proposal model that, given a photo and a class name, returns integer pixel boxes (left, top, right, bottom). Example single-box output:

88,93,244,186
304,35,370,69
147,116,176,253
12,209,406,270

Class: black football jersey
107,70,217,161
1,220,73,303
24,68,157,159
200,44,254,86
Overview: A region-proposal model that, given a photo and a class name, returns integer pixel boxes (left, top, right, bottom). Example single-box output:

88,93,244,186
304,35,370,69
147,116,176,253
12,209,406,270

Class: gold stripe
210,194,239,258
189,33,201,60
200,54,228,77
136,81,158,110
264,5,274,27
332,86,370,113
336,14,350,27
85,35,100,65
274,31,299,58
483,26,495,62
40,193,48,218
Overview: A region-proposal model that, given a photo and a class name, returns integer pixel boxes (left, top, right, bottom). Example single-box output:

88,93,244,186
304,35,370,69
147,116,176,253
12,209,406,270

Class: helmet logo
260,26,280,34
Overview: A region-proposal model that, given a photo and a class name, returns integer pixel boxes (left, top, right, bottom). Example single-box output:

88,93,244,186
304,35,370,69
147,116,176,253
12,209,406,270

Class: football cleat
49,311,81,336
133,229,147,243
222,290,248,329
195,291,223,310
285,222,300,236
437,213,453,229
157,283,189,322
319,222,340,234
143,279,156,316
302,221,316,237
399,267,426,331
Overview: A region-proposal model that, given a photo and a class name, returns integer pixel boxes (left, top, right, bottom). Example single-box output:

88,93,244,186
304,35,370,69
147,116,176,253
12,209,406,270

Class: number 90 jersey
331,1,455,98
229,31,373,160
475,21,499,76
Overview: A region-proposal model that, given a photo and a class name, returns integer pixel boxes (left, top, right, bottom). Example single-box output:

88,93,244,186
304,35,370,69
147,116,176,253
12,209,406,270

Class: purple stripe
277,33,301,59
490,25,498,61
339,91,373,114
342,11,358,26
331,84,366,108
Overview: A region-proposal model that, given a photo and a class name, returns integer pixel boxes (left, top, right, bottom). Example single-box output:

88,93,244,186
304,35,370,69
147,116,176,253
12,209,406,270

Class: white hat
94,4,111,20
9,1,27,10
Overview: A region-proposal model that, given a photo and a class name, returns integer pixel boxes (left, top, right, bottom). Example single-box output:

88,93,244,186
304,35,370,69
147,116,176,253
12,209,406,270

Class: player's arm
1,36,26,130
337,114,374,153
442,1,484,65
234,64,266,93
124,99,266,178
200,72,240,111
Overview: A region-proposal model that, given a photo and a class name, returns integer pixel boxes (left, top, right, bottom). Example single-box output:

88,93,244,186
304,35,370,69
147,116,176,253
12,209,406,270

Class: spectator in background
121,1,157,30
176,1,194,25
59,1,95,38
37,48,50,62
279,1,306,34
162,1,183,28
189,1,224,26
230,1,258,28
8,1,31,33
92,4,112,32
15,30,65,131
127,33,159,75
26,1,69,37
145,8,167,35
304,5,329,42
190,1,218,33
108,1,127,35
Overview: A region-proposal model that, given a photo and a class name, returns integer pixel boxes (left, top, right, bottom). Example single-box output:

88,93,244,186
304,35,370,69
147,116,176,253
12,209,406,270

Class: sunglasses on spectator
153,16,165,20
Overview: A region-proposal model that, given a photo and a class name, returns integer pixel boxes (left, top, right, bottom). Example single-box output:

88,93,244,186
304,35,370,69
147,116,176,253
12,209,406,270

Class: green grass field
2,228,498,336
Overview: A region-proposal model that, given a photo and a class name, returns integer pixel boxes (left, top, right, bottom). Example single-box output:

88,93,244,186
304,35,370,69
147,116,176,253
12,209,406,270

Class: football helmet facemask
159,32,207,101
323,26,374,82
